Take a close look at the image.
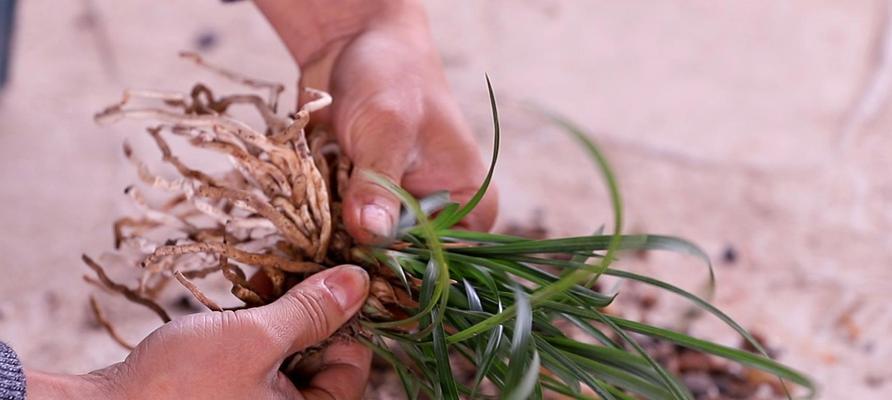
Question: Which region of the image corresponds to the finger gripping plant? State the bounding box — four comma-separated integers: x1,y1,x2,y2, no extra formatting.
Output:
85,53,815,400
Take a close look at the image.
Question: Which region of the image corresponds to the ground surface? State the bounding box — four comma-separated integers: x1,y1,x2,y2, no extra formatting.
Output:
1,1,890,399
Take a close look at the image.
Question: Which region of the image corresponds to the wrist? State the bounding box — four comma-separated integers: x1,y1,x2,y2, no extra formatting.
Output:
24,369,116,400
256,0,426,66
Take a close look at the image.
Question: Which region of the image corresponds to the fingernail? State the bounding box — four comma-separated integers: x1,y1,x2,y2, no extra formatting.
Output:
323,266,369,310
361,204,393,238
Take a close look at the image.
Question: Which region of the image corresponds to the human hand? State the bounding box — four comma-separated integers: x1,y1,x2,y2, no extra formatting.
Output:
257,0,499,244
25,265,371,400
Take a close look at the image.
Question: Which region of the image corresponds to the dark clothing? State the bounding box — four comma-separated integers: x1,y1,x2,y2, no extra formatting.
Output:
0,341,25,400
0,0,16,90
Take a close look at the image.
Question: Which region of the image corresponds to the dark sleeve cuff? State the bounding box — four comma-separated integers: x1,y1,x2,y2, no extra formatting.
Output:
0,341,26,400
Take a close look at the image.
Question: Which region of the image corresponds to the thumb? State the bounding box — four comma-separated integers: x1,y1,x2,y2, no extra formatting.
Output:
336,95,421,245
248,265,369,357
342,167,404,245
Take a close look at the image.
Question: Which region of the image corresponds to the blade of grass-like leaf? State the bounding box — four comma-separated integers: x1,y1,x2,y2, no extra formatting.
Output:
605,385,639,400
359,336,423,400
451,233,717,331
483,233,714,297
455,234,710,274
539,301,815,397
430,75,500,231
505,352,541,400
363,172,451,330
414,255,588,307
398,190,452,230
438,229,528,244
431,308,460,399
454,337,510,392
542,109,624,288
375,251,411,294
608,316,816,398
397,255,427,275
539,380,590,400
593,312,693,400
521,254,768,362
561,351,676,400
463,272,507,397
419,259,438,308
449,240,628,343
604,268,766,354
471,317,505,393
539,373,626,400
462,262,503,304
536,336,615,399
536,346,582,396
502,286,538,400
428,202,460,228
544,336,660,381
463,278,483,311
561,314,620,348
437,252,614,307
569,226,605,269
540,291,690,398
395,340,442,399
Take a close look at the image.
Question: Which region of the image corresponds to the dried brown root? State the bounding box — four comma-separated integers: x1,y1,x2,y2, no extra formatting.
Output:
89,56,373,357
336,156,351,200
95,79,336,261
178,51,284,111
195,185,314,253
89,295,136,351
282,318,367,374
270,110,309,144
189,138,291,197
300,88,333,113
273,196,316,240
123,185,194,231
370,277,397,305
82,254,171,323
264,267,286,297
146,126,219,186
174,271,222,312
213,93,290,133
83,275,116,295
182,83,287,130
179,264,222,279
296,157,332,261
144,242,323,274
220,258,266,306
113,217,160,249
141,273,173,299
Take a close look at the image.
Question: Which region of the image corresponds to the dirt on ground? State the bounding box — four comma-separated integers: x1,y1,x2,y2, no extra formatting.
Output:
1,1,891,399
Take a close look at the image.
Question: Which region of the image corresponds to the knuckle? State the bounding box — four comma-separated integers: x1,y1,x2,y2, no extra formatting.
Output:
227,309,266,335
282,289,332,341
348,93,421,135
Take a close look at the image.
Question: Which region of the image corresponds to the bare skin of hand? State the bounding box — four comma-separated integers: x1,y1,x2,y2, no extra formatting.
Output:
25,266,371,400
257,0,499,244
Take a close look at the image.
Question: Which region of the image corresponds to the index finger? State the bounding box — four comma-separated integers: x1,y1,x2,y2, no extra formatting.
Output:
299,340,373,400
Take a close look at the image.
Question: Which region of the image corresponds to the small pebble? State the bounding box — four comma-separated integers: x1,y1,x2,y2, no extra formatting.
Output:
194,30,219,51
678,351,712,372
172,294,201,312
721,245,737,265
862,341,875,353
682,371,715,396
866,374,885,388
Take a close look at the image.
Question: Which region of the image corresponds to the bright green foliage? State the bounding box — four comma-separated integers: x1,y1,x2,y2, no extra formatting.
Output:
361,77,815,400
